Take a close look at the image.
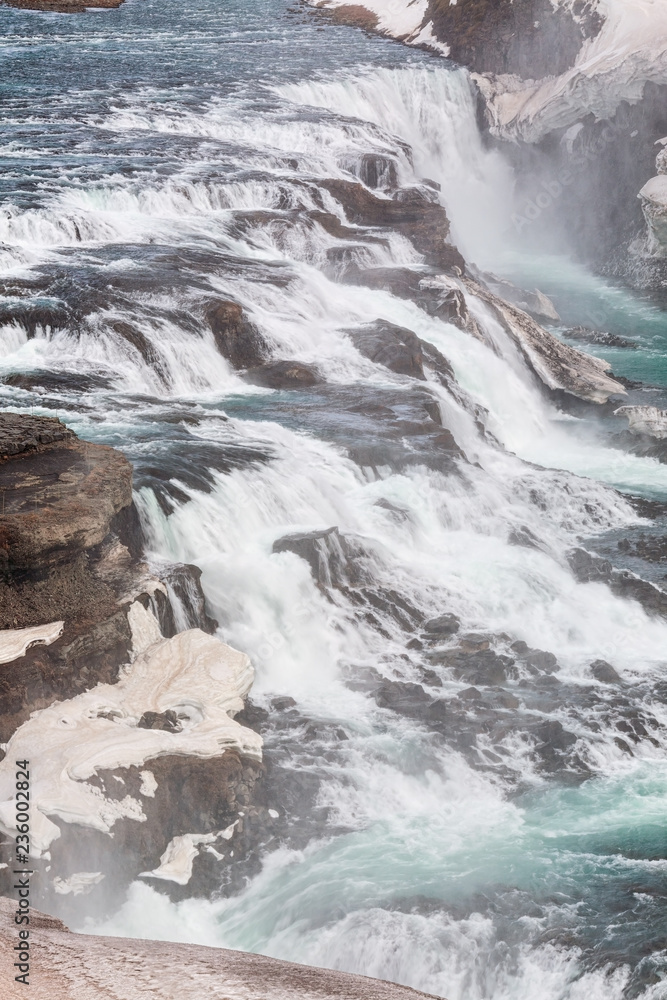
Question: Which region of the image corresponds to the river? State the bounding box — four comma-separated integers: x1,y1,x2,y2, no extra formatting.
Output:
1,0,667,997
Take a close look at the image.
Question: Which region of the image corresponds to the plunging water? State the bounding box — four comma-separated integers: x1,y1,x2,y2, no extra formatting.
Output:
2,0,667,997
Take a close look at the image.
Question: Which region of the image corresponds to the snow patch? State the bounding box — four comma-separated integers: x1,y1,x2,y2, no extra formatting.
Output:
0,621,64,665
0,604,261,856
140,823,238,885
53,872,105,896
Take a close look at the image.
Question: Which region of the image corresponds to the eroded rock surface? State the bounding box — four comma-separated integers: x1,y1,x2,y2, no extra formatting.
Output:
0,895,440,1000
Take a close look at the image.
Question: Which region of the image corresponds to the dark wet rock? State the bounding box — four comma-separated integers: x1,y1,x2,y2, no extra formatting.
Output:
419,668,443,688
458,633,491,653
374,497,411,521
508,525,542,549
563,326,638,350
0,298,73,335
270,696,297,712
568,548,614,583
339,264,424,299
458,686,482,702
511,641,560,675
311,210,391,247
320,178,466,272
420,284,475,330
239,382,463,475
531,719,579,771
205,300,269,369
131,431,273,515
422,613,460,637
432,648,515,686
112,321,166,378
273,526,369,589
243,360,323,389
137,709,182,732
342,152,399,191
492,690,521,709
618,534,667,563
347,319,457,388
2,371,112,394
568,547,667,617
590,659,622,684
349,321,426,379
159,563,218,636
373,679,431,715
614,736,634,755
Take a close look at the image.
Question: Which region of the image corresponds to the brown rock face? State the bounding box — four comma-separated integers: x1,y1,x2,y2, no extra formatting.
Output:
427,0,601,77
244,360,323,389
0,414,141,740
320,179,466,273
206,300,270,369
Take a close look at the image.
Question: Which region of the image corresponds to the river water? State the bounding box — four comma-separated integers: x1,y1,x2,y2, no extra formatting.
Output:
2,1,667,998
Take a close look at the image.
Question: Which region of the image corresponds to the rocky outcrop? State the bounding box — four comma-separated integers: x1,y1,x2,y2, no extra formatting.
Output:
0,608,264,916
639,140,667,256
428,0,601,78
320,179,465,273
0,414,268,918
465,277,627,404
244,360,323,389
0,895,441,1000
206,300,270,369
0,415,143,739
0,414,217,741
614,405,667,439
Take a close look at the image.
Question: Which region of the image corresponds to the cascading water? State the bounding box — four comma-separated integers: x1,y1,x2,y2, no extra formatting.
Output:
2,0,667,997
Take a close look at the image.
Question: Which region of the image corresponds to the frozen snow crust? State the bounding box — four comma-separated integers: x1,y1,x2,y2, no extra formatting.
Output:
0,604,261,856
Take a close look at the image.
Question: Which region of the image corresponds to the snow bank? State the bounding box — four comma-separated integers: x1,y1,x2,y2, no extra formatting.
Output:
0,604,262,856
0,621,64,664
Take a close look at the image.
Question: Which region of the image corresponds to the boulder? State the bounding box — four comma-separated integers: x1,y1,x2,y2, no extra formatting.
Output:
206,300,269,369
564,327,637,350
349,321,426,379
422,613,461,637
272,526,368,589
243,360,323,389
590,659,622,684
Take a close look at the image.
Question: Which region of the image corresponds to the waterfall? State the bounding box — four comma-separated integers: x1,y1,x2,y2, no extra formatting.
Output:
2,19,667,996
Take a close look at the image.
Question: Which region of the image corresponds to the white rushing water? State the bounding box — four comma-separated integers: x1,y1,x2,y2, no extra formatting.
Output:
2,43,667,999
